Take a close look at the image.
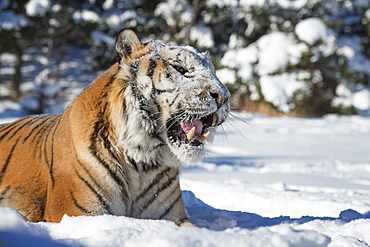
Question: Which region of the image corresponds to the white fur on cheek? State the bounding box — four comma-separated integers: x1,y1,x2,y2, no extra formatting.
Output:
115,85,182,167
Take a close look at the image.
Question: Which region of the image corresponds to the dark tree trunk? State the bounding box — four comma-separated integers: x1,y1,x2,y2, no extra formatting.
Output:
12,45,23,100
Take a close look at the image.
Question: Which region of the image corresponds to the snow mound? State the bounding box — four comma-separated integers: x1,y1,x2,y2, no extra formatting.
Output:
258,32,295,75
295,18,331,45
1,114,370,246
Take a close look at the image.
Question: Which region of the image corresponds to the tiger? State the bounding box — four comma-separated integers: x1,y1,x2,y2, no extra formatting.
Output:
0,29,230,226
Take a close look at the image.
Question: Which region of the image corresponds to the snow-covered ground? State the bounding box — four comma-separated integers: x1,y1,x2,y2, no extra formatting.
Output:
1,113,370,246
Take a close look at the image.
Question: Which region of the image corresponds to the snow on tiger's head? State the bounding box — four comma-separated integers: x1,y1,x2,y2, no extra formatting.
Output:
115,29,230,165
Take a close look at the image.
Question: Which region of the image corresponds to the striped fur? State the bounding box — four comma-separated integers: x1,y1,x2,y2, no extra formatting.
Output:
0,29,230,225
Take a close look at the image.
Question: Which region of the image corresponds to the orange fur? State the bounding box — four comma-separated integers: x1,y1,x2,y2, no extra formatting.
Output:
0,29,230,226
0,63,187,223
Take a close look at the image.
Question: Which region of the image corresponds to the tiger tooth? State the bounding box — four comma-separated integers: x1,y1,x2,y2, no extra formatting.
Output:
198,131,211,142
212,114,217,126
186,127,196,141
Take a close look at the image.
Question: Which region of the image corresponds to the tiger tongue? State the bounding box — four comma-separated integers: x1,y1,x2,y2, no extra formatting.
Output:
179,119,203,138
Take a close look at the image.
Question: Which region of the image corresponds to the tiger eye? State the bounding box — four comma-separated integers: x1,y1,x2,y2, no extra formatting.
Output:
173,65,188,75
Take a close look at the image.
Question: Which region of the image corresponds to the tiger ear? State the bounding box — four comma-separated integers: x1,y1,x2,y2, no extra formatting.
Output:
202,50,210,58
115,29,144,62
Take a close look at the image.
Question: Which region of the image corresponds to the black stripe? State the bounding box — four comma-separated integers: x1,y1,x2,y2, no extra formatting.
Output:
127,155,140,172
33,116,59,157
0,118,24,136
130,61,139,77
127,155,161,172
91,110,119,166
151,85,162,115
154,88,177,94
36,116,59,175
90,127,125,189
147,56,158,79
129,62,160,133
90,141,122,187
11,115,51,140
148,56,163,116
89,80,129,197
159,193,182,220
23,115,54,143
32,117,54,146
71,134,116,213
70,191,92,214
75,155,106,193
0,115,45,141
139,171,178,213
75,169,113,214
133,167,172,204
0,138,20,185
165,67,172,81
142,162,156,172
48,116,61,186
0,186,11,203
169,93,180,107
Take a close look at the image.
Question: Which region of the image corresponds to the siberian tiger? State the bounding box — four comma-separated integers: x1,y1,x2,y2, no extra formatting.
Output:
0,29,230,226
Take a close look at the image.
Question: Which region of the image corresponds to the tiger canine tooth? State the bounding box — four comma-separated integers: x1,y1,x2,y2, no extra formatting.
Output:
212,114,217,126
186,127,196,140
198,131,211,142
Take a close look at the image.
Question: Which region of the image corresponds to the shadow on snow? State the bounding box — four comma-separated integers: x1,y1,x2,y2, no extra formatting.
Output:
183,190,370,231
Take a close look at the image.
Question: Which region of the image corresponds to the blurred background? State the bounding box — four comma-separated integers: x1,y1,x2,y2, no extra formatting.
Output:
0,0,369,117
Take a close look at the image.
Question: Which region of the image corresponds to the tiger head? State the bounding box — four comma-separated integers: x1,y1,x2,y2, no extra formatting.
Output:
114,29,230,165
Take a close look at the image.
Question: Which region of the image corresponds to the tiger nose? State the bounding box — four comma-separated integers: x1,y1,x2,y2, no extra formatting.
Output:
210,90,229,108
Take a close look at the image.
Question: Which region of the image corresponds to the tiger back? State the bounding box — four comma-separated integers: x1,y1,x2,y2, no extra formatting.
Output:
0,29,230,225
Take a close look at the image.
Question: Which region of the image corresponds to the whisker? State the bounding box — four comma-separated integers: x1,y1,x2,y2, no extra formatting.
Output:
219,124,229,144
157,110,187,132
221,111,255,143
230,111,255,129
213,52,225,66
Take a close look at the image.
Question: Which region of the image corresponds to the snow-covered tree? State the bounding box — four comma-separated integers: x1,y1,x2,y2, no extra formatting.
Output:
1,0,96,113
215,0,370,116
0,0,30,99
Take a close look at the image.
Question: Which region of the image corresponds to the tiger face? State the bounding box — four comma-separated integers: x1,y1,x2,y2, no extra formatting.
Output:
115,29,230,165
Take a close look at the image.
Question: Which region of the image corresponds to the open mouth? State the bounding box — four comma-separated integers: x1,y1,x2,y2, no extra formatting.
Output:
167,112,218,146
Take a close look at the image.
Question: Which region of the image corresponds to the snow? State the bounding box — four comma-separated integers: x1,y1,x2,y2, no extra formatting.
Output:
216,68,236,85
72,10,100,23
103,0,114,10
1,113,370,246
295,18,332,45
259,73,309,113
190,25,215,48
338,36,370,76
154,0,192,27
100,10,139,32
353,89,370,112
258,32,295,75
25,0,51,17
91,31,115,47
220,32,313,111
220,16,370,114
333,83,370,114
276,0,308,9
220,31,306,78
220,45,258,81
